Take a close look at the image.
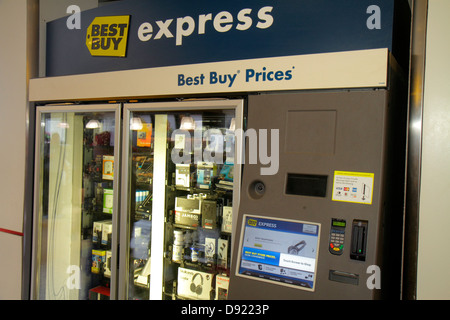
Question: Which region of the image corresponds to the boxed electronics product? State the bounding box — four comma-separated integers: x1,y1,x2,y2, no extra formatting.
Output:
103,188,114,214
217,238,228,268
101,221,113,248
176,164,194,188
196,162,217,189
205,237,216,264
93,220,112,246
104,251,112,277
219,163,233,181
201,199,217,229
177,268,214,300
93,221,103,245
91,250,106,274
221,206,233,233
102,155,114,180
216,163,234,190
175,196,201,227
215,275,230,300
137,122,152,147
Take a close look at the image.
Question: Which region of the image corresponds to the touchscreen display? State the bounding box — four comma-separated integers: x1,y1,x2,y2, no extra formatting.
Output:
237,215,320,291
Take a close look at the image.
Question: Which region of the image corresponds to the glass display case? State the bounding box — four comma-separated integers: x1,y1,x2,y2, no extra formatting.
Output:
31,100,243,300
31,104,120,300
121,100,244,300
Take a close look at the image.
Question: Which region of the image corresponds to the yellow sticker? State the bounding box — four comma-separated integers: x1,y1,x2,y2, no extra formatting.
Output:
86,16,130,57
332,171,374,205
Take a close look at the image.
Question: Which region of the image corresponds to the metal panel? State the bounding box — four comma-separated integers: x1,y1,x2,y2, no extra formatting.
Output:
230,89,407,300
402,0,428,300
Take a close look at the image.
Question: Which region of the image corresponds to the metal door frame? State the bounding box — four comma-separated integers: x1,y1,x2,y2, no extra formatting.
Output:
30,103,121,300
119,99,245,300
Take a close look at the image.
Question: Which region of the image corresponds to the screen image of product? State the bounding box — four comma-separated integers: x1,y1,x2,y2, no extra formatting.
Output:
237,215,320,292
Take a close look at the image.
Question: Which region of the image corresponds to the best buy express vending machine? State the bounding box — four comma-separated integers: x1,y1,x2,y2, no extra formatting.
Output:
29,0,411,300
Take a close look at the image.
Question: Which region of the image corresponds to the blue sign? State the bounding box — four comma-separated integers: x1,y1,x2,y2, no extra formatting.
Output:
46,0,410,77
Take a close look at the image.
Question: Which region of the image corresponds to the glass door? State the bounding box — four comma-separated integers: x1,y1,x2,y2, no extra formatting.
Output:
31,104,121,300
120,110,154,300
120,100,244,300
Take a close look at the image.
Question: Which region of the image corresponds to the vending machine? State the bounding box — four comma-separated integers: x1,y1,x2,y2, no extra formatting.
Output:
229,67,408,300
28,0,411,300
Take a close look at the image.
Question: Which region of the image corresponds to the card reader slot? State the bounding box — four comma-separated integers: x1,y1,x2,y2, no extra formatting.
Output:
351,225,359,254
350,220,368,261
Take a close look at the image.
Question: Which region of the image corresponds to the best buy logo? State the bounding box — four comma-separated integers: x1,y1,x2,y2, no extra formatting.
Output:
86,16,130,57
248,219,257,227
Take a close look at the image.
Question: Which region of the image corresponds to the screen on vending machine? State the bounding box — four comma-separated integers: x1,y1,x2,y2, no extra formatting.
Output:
237,215,320,291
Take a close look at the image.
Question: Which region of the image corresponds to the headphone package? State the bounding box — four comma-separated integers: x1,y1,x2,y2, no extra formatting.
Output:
177,267,213,300
205,237,216,264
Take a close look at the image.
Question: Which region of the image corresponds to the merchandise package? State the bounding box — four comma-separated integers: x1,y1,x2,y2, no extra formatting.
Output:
175,196,201,227
177,267,214,300
103,188,114,213
221,206,233,233
91,250,106,274
196,162,217,189
102,155,114,180
215,275,229,300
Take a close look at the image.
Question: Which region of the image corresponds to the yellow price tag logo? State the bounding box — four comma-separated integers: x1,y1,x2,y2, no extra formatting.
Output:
248,219,257,227
86,16,130,57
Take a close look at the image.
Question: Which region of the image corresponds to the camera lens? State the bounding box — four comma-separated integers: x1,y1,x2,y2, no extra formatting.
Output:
248,180,266,199
255,182,265,195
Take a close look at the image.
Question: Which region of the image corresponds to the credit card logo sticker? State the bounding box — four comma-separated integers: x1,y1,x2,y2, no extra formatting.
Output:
86,15,130,57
